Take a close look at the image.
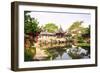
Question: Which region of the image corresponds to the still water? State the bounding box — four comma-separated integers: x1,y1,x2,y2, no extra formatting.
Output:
35,46,90,61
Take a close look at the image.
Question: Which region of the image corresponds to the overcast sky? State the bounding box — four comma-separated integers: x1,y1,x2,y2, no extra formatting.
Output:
27,11,91,31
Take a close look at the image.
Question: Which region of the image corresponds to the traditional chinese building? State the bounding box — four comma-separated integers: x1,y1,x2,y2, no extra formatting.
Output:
55,25,65,38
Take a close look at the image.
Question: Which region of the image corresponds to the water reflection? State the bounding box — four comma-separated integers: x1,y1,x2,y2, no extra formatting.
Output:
33,45,90,61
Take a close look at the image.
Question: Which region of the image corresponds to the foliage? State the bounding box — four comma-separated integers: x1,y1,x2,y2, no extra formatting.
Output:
44,48,66,60
24,47,36,61
68,52,81,59
77,35,84,43
44,49,58,60
68,21,83,31
77,43,90,54
82,26,90,37
67,21,90,51
44,23,58,33
65,33,73,47
68,21,90,36
77,43,90,47
24,11,40,34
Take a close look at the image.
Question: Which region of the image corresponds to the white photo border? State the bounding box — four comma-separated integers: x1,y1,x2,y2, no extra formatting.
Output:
18,4,96,68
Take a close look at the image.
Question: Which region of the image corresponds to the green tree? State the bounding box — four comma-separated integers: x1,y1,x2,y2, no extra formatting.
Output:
68,21,83,31
82,25,90,36
44,23,58,33
24,11,40,34
24,11,40,61
67,21,90,47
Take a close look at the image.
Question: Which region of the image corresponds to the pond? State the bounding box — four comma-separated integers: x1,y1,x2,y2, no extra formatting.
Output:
33,45,90,61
